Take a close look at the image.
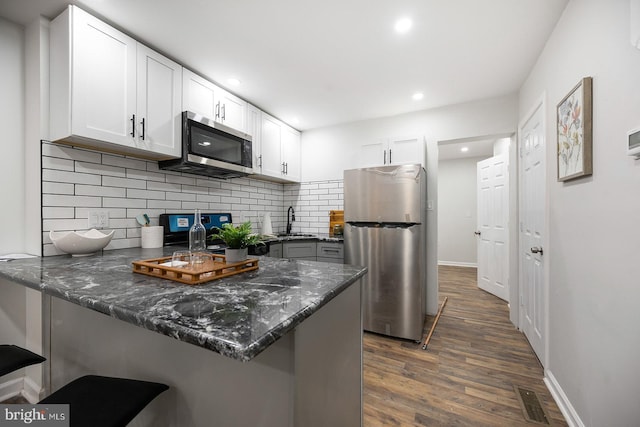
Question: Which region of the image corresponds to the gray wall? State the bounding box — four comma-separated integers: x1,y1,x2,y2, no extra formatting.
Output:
437,156,488,267
519,1,640,425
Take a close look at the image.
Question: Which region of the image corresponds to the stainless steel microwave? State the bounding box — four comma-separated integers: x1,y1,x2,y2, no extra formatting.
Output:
159,111,253,178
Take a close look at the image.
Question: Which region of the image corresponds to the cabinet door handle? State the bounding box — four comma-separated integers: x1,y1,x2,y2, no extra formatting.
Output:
140,117,145,140
389,149,392,163
130,114,136,137
258,154,263,168
383,150,386,164
215,102,221,119
221,104,226,121
285,162,288,174
282,162,285,174
323,249,340,253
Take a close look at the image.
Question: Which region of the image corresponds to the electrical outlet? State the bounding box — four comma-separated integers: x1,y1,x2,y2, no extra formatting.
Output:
88,210,109,228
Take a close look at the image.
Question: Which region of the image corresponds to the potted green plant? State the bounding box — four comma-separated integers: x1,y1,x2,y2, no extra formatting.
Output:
210,221,264,263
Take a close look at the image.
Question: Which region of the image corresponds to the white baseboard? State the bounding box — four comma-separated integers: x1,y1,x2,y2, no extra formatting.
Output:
0,377,23,402
0,376,43,404
545,370,584,427
22,376,43,403
438,261,477,268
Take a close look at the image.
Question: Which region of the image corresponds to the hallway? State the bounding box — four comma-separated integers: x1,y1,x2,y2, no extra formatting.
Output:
363,265,567,426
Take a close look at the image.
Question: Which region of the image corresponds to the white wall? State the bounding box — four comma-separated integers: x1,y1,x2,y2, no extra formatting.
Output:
0,17,25,254
302,95,518,182
301,94,519,314
437,156,488,267
519,1,640,426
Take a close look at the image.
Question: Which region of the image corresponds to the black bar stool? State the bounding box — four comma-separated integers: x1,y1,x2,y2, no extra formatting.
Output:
0,344,46,377
1,345,168,427
40,375,169,427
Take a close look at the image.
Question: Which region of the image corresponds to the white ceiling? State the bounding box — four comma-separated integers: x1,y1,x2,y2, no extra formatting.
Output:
438,139,496,161
0,0,568,131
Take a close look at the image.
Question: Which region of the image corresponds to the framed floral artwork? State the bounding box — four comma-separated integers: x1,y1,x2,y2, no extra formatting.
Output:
557,77,593,182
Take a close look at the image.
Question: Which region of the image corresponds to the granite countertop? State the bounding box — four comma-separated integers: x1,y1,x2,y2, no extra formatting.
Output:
265,233,344,243
0,247,366,362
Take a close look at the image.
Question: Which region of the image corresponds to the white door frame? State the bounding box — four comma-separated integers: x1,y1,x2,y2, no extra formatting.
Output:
516,93,549,366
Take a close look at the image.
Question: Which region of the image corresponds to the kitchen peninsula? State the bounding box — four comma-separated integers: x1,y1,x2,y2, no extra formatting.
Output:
0,247,366,426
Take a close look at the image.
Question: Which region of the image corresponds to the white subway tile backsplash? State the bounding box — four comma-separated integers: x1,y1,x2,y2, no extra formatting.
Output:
102,154,146,171
43,194,101,207
43,169,101,185
126,188,165,200
42,182,74,195
43,207,74,218
41,142,345,255
102,176,146,189
102,197,146,208
42,156,74,171
76,161,125,177
76,185,126,197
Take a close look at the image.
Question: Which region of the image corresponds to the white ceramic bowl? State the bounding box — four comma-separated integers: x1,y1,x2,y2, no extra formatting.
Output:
49,229,114,256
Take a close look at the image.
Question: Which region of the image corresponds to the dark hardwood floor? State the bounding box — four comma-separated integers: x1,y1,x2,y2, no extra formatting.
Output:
363,265,568,426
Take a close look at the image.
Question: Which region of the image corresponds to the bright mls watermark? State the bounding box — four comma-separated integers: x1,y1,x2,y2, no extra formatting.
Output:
0,405,69,426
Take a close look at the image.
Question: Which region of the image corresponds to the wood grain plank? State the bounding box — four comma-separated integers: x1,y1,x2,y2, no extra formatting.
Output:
363,265,568,426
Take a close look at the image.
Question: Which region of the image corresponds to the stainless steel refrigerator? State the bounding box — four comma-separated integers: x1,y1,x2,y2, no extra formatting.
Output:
344,164,426,341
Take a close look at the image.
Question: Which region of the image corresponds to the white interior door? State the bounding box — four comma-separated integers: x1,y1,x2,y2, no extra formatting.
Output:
476,153,509,301
519,101,546,363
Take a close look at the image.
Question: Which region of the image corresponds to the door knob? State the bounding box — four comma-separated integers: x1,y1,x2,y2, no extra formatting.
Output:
474,231,481,236
530,246,543,255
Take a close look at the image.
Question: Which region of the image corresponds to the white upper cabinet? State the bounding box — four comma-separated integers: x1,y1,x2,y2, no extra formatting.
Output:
246,104,262,173
260,113,284,178
50,6,182,159
182,68,247,132
257,113,300,182
358,136,425,168
136,45,182,157
281,124,301,182
182,69,216,120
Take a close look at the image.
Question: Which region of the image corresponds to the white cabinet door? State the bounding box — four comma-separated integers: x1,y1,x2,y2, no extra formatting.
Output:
389,136,424,165
359,139,387,167
51,6,181,159
260,113,284,178
69,6,137,147
281,125,301,182
246,104,262,173
182,68,246,131
217,89,247,132
136,45,182,158
358,136,424,168
182,68,217,120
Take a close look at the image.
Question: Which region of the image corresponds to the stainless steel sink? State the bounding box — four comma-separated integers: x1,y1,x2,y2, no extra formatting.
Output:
276,233,316,238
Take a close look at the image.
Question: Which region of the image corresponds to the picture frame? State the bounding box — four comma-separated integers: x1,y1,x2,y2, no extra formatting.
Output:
557,77,593,182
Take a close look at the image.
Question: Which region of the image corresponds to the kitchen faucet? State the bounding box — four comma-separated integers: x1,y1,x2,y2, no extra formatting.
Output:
286,206,295,234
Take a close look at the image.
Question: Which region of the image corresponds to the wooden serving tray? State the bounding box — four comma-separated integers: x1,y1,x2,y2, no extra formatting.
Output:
132,254,259,285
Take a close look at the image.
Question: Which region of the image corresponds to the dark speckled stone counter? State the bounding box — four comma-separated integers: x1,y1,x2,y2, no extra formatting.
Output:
0,247,366,362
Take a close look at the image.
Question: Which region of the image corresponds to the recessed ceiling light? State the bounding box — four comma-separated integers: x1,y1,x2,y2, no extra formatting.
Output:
395,18,413,34
227,78,241,86
412,92,424,101
460,147,469,152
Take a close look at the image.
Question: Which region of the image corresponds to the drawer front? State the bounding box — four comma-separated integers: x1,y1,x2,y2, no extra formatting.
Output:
316,242,344,260
269,243,283,258
283,242,317,259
